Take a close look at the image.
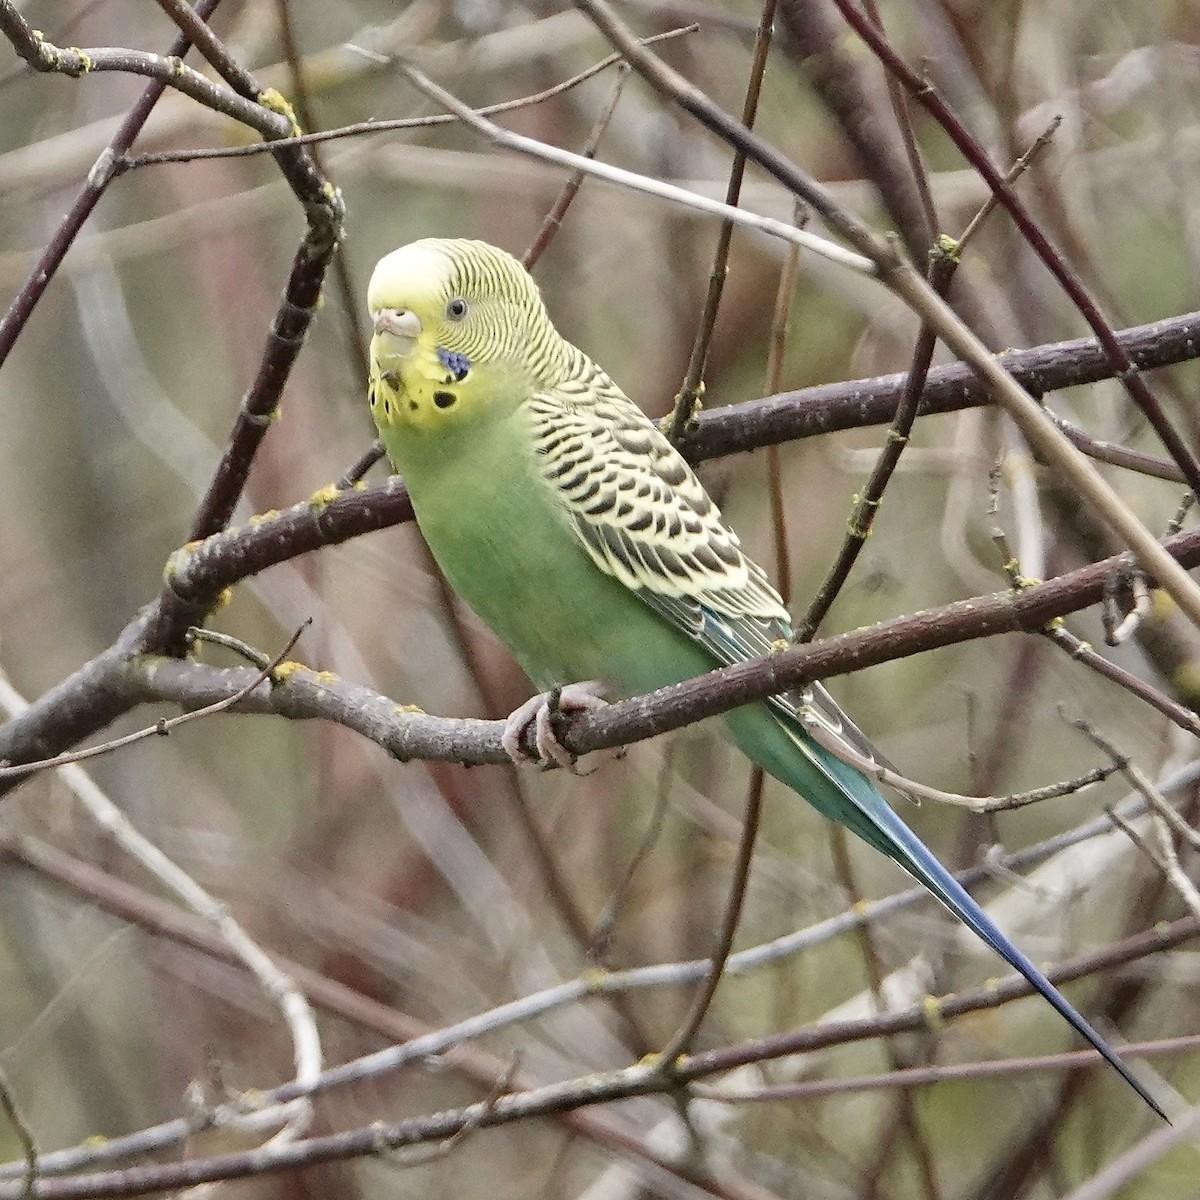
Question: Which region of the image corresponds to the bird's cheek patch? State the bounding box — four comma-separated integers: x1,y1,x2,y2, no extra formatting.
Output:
436,346,471,383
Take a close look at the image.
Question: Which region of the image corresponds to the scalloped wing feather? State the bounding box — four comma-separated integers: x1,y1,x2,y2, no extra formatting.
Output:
525,372,892,778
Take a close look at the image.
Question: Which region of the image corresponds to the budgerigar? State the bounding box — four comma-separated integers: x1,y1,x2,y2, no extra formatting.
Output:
367,237,1163,1118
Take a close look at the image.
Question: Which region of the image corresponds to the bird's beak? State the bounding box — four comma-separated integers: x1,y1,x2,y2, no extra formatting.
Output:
372,307,422,354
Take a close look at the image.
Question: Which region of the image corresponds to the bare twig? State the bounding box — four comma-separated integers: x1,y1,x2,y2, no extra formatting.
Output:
827,815,941,1199
0,623,310,780
271,0,370,387
0,1070,35,1198
394,60,876,274
568,0,1200,628
800,710,1120,814
762,204,806,603
152,0,262,99
694,1034,1200,1102
658,768,766,1064
0,0,223,368
522,64,630,270
2,762,1193,1186
0,917,1184,1197
336,442,387,489
1086,723,1200,921
991,513,1200,738
2,311,1199,792
666,0,779,440
1059,1102,1200,1200
6,520,1200,783
589,742,677,961
798,118,1059,640
826,0,1200,501
0,4,345,659
1049,624,1200,737
120,25,699,169
694,310,1200,461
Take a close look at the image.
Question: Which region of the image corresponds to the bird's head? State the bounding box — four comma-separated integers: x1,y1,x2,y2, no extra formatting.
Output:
367,238,556,439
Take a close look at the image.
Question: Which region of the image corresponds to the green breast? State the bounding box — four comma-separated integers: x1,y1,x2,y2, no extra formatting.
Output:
385,406,715,696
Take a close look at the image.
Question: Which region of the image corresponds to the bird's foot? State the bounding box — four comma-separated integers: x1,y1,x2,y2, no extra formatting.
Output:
502,681,609,773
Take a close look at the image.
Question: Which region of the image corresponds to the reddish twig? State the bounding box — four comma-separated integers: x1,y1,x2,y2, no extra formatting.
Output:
827,0,1200,500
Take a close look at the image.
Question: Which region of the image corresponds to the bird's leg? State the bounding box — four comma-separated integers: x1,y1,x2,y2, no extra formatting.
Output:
501,681,608,772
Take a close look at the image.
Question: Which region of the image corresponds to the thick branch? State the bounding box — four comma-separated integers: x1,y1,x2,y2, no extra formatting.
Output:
75,521,1200,772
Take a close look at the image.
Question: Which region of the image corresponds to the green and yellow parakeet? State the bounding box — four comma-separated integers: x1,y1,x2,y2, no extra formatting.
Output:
367,237,1162,1118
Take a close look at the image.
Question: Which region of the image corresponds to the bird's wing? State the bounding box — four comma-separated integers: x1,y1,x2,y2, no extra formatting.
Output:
525,378,889,773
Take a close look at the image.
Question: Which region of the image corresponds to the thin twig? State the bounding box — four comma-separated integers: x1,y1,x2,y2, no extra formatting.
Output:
0,1070,35,1198
800,712,1120,814
394,60,876,275
762,203,806,605
827,0,1200,501
119,25,699,169
863,0,936,247
0,622,310,779
798,118,1059,640
383,1059,521,1168
0,0,223,368
569,0,1200,627
666,0,779,440
0,668,322,1144
1084,723,1200,921
1,773,1192,1184
1145,790,1200,854
272,0,370,388
336,442,387,489
522,64,630,270
152,0,261,99
0,918,1184,1196
1049,411,1185,483
186,625,282,669
695,309,1200,462
992,510,1200,738
658,767,766,1064
1048,625,1200,737
1058,1103,1200,1200
37,523,1200,776
3,309,1200,787
694,1034,1200,1101
836,816,942,1200
4,3,345,657
590,740,677,962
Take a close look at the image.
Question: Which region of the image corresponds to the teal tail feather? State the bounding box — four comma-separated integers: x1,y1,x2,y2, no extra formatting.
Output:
724,702,1167,1122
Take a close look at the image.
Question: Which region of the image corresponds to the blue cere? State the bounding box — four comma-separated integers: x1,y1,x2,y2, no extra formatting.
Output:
437,347,471,381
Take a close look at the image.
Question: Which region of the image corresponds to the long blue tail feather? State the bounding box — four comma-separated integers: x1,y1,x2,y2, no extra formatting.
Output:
864,785,1166,1121
726,703,1168,1121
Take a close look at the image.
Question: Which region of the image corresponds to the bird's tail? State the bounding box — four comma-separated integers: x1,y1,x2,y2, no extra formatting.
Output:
723,701,1167,1121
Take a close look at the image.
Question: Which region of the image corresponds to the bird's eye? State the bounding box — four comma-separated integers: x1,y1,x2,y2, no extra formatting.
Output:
446,298,469,321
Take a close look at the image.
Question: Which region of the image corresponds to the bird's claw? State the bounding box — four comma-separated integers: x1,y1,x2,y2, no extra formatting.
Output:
501,681,609,772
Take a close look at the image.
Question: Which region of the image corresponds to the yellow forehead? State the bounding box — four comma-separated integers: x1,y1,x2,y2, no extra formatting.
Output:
366,241,453,313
